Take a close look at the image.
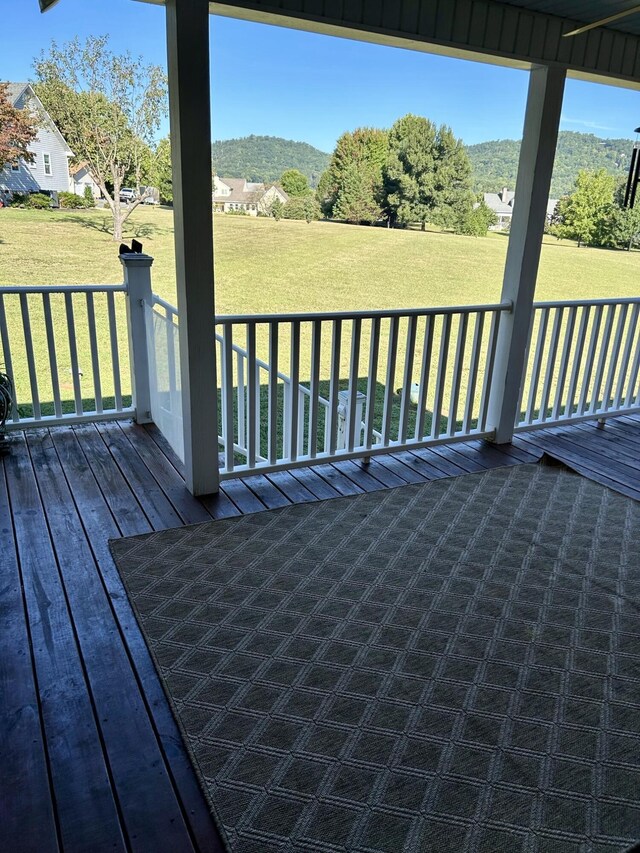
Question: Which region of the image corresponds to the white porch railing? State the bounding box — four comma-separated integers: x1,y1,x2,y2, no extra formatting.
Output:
2,261,640,485
214,304,509,477
146,294,184,461
0,284,132,429
516,297,640,431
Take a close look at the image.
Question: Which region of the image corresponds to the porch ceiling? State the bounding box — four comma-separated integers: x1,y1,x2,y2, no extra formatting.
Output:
497,0,640,37
132,0,640,89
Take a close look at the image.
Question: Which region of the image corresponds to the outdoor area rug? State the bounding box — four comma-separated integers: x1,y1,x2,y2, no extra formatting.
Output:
110,463,640,853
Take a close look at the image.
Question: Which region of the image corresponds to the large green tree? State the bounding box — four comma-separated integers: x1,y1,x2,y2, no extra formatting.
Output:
592,179,640,250
279,168,309,197
332,161,383,224
322,127,389,223
431,125,475,229
0,82,38,174
34,36,167,240
384,115,437,229
550,169,617,247
385,115,473,230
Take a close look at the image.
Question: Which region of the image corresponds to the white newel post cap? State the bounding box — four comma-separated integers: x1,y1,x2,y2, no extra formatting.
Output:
119,253,154,268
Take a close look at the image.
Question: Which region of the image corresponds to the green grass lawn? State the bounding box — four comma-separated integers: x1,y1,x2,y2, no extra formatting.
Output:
1,206,638,439
3,205,640,307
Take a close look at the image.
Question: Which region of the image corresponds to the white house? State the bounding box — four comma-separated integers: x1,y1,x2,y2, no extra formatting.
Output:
69,162,102,199
0,82,73,198
213,175,288,215
483,186,558,230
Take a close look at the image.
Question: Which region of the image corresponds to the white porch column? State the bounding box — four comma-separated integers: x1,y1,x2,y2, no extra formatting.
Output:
487,64,566,443
166,0,219,495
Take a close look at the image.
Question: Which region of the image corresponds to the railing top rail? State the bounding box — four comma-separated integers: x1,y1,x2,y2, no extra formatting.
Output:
0,283,127,295
153,296,640,325
533,296,640,309
215,301,513,325
152,294,178,313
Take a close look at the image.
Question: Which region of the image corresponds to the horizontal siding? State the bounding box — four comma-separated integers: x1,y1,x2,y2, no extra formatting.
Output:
0,92,71,195
27,123,71,193
212,0,640,84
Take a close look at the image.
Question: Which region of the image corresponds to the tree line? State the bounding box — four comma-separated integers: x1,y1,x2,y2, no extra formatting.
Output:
468,132,632,199
270,116,497,235
549,168,640,250
212,135,329,186
6,37,635,248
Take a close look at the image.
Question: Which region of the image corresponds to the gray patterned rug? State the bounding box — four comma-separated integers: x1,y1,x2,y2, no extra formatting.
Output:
110,464,640,853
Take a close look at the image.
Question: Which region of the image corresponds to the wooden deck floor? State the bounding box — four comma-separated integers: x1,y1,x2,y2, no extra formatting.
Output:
2,414,639,852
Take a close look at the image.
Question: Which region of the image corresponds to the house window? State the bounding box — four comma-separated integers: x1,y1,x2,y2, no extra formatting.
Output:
11,162,19,172
43,153,52,176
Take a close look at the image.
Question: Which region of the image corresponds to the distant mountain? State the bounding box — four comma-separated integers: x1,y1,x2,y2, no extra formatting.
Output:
467,131,633,198
211,130,633,199
211,135,330,187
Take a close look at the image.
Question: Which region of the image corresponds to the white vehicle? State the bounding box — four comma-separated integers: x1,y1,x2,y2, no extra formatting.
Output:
119,187,135,203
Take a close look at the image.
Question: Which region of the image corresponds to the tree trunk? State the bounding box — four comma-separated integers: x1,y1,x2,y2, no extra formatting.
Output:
112,183,123,242
421,221,426,232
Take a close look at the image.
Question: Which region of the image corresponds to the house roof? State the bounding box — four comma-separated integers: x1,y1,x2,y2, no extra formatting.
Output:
213,177,288,204
483,190,516,215
5,82,30,106
214,177,264,204
484,194,513,215
483,190,559,217
3,80,73,157
69,162,93,178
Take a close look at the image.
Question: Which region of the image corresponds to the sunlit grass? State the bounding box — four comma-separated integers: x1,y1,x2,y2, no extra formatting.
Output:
1,206,638,420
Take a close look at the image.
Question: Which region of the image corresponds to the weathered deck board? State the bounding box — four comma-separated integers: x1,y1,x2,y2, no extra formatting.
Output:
1,414,638,851
0,461,59,852
4,433,126,853
25,430,196,852
48,427,223,853
514,422,640,501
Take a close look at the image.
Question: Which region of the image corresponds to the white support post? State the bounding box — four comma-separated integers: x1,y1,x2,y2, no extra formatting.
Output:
166,0,220,495
487,64,566,443
121,253,154,425
337,389,366,451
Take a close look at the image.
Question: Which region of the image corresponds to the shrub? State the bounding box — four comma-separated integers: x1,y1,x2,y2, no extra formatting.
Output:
25,192,53,209
83,186,95,207
454,201,497,236
59,191,88,209
282,194,321,222
226,208,248,216
270,198,284,221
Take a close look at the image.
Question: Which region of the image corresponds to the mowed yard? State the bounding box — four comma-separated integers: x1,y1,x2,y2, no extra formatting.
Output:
3,205,640,307
1,206,639,429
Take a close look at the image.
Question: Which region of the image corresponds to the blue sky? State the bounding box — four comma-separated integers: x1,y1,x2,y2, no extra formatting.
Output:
3,0,639,152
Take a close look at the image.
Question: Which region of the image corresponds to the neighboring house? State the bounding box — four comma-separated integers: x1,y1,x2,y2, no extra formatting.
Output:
482,186,558,230
0,82,73,197
69,162,102,199
213,175,288,216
